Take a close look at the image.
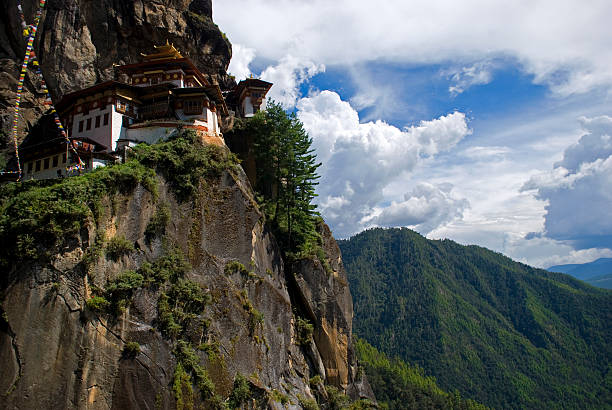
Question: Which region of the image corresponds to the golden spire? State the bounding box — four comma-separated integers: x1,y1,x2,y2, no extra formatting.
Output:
141,42,183,61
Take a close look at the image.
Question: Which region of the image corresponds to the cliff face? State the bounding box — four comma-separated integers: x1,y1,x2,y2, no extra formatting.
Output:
0,141,373,408
0,0,232,145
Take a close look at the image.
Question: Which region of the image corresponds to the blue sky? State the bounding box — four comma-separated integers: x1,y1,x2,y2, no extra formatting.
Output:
214,0,612,268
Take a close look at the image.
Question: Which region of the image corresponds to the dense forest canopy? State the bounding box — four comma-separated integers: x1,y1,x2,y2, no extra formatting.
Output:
339,227,612,409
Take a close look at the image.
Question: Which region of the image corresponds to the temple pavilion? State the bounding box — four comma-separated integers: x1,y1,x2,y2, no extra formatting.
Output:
19,42,272,180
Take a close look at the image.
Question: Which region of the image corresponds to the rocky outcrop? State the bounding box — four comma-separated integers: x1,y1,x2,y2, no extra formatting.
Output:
0,0,233,146
0,158,373,408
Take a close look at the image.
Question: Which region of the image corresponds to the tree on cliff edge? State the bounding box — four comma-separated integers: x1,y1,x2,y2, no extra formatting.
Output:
247,101,321,252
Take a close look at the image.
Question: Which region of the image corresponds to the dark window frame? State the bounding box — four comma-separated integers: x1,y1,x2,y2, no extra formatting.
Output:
95,115,101,128
78,120,84,132
86,118,92,130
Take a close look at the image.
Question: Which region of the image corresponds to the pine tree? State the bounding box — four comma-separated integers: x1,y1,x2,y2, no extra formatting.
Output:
247,101,321,252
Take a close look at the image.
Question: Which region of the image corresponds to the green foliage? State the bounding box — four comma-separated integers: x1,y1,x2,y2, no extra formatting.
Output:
86,296,110,313
173,362,194,410
224,260,249,277
105,270,143,312
355,337,486,410
145,203,170,241
298,394,320,410
340,227,612,409
105,235,134,261
240,291,264,335
142,247,191,285
325,386,351,410
309,375,323,387
295,316,314,346
243,101,321,254
0,149,155,270
157,278,209,340
129,130,239,201
228,373,252,409
175,340,215,400
122,341,141,358
270,389,289,405
82,231,105,271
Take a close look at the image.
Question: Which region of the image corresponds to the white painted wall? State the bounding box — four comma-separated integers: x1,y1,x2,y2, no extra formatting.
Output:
242,96,254,117
23,153,91,180
126,126,177,145
111,106,128,151
71,106,113,149
207,109,219,134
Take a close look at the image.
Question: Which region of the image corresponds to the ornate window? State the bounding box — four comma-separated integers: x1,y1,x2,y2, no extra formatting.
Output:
183,100,203,115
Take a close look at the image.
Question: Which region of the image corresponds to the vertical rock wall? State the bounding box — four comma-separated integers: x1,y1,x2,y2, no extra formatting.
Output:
0,164,373,408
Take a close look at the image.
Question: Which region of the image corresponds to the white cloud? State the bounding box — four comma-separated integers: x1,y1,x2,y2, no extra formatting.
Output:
522,115,612,249
447,61,495,95
260,55,325,108
363,183,469,234
504,235,612,269
296,90,470,237
215,0,612,96
227,44,256,81
461,146,512,159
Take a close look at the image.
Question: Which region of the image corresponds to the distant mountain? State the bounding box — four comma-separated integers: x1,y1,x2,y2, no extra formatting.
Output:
339,227,612,409
548,258,612,288
585,274,612,289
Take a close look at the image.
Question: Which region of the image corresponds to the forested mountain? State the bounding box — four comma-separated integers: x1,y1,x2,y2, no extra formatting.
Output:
339,227,612,409
354,337,487,410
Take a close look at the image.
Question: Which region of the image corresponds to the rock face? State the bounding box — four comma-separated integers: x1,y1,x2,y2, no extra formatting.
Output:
0,0,233,146
0,161,373,408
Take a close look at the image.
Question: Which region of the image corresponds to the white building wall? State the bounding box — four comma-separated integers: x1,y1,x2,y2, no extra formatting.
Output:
207,108,217,134
111,105,128,151
126,126,177,145
23,153,87,180
175,108,209,123
242,96,254,117
71,106,113,149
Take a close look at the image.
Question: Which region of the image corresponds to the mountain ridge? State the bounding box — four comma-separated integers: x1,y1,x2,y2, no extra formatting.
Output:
339,227,612,409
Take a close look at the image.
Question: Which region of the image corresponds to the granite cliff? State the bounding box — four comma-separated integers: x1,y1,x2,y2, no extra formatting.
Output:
0,135,374,408
0,0,233,152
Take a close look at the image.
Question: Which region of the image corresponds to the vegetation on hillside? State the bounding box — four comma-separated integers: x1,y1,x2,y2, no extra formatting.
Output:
339,227,612,409
355,338,487,409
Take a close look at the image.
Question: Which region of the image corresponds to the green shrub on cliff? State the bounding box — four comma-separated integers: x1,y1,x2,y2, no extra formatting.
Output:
129,130,239,201
105,235,134,261
0,130,237,272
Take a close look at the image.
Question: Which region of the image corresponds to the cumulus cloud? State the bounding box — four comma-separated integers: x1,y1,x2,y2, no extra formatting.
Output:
227,44,256,81
296,90,470,237
260,55,325,108
447,61,495,95
215,0,612,96
507,236,612,268
522,115,612,249
363,183,469,234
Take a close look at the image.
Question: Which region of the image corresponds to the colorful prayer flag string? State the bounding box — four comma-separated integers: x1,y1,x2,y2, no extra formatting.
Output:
11,0,48,180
